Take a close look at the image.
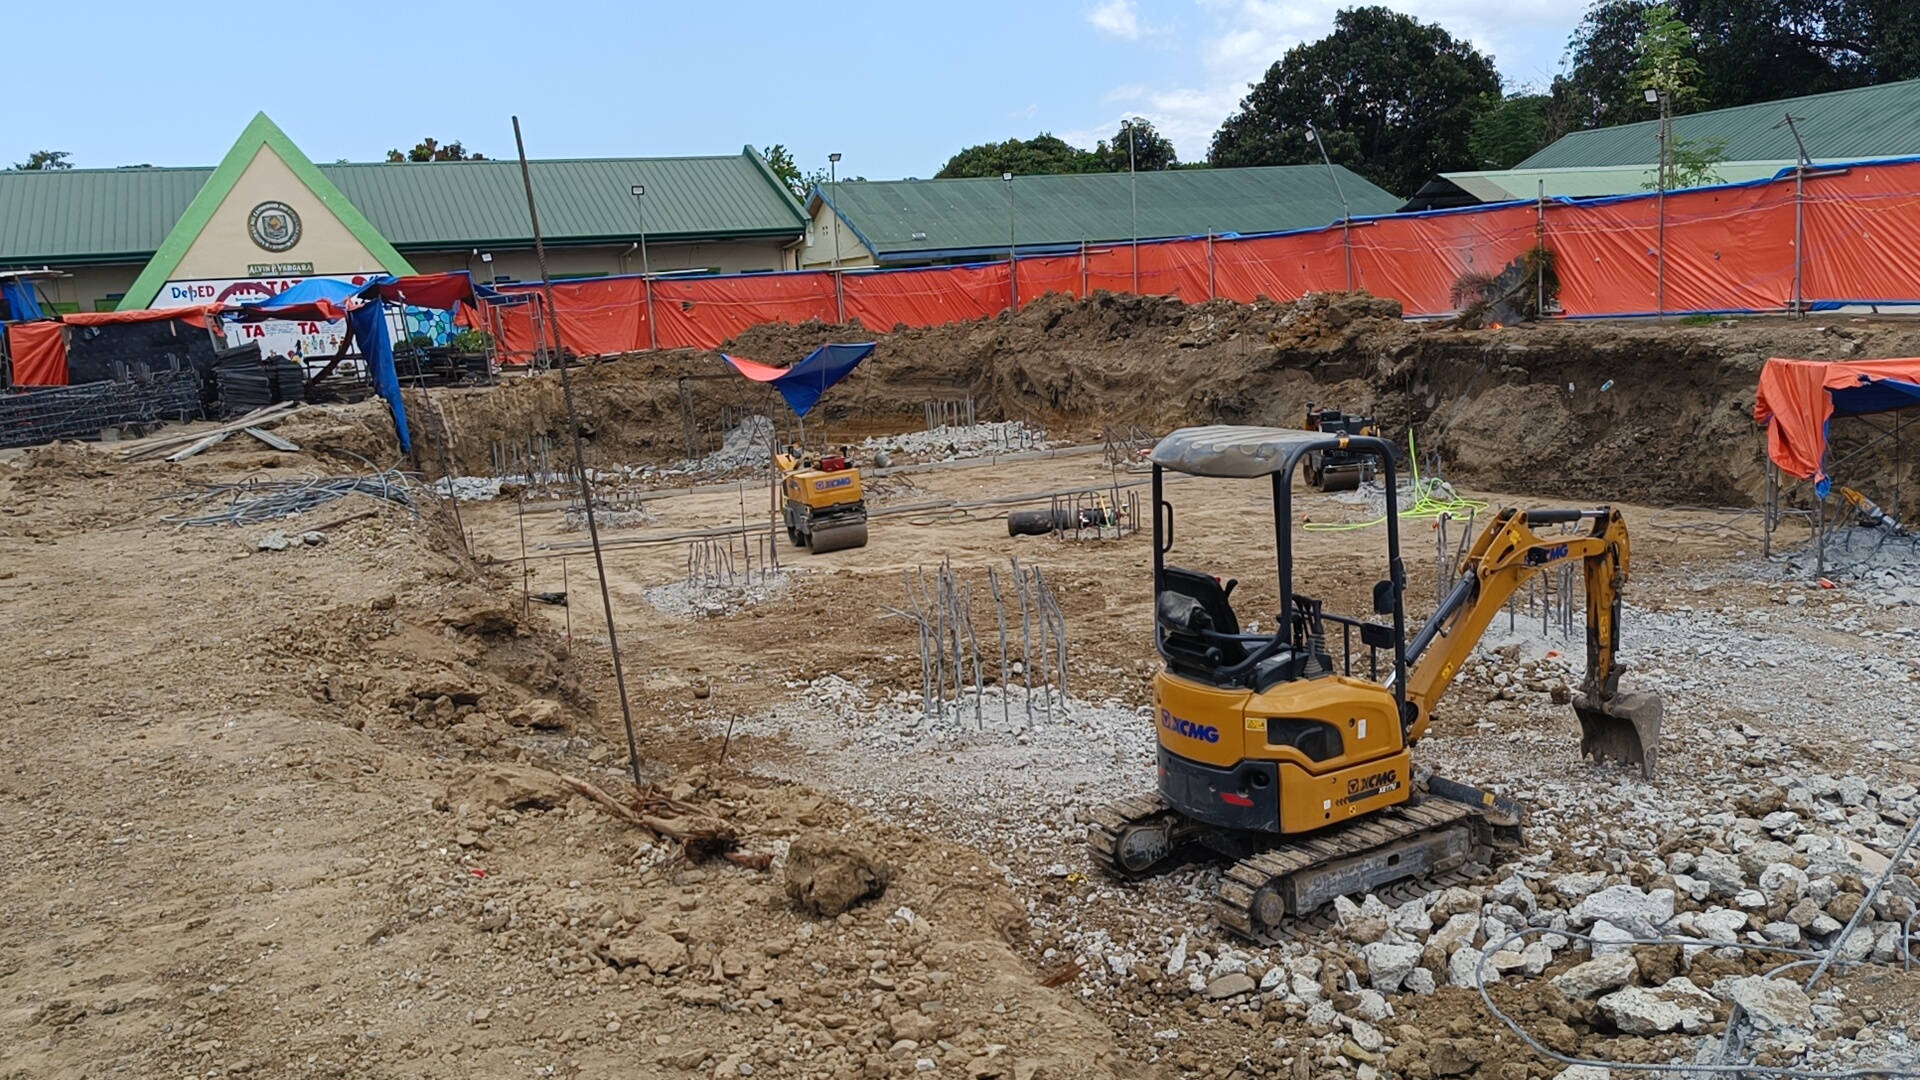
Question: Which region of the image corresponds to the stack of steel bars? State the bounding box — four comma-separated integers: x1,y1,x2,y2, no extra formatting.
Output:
165,471,417,527
0,369,203,450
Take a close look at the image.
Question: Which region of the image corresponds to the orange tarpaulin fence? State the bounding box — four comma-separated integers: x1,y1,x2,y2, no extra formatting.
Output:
480,158,1920,361
7,322,68,386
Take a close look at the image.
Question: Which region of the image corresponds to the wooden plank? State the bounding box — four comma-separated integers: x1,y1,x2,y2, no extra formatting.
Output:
242,427,300,452
164,431,230,463
121,402,300,461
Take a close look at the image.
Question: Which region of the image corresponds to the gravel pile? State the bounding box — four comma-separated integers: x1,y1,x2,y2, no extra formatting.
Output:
856,420,1048,463
718,560,1919,1075
645,571,793,619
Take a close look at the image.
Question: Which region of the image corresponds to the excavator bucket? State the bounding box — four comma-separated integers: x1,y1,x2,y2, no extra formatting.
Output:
1572,690,1662,779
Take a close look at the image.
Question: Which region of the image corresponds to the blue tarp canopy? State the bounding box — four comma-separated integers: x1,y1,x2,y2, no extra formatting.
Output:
722,342,877,418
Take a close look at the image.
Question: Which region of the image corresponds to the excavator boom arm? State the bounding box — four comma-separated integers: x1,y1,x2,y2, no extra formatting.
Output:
1398,508,1659,775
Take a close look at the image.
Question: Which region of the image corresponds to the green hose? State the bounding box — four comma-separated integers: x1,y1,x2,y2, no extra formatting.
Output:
1301,428,1489,532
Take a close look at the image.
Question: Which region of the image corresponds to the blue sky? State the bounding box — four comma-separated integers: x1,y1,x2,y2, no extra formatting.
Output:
8,1,1580,179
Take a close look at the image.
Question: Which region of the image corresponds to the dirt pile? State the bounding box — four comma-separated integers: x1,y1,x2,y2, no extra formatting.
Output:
370,294,1920,509
0,444,1148,1080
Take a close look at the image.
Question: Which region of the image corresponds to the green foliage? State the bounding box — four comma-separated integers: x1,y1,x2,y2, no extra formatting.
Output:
12,150,72,171
1090,117,1180,172
936,134,1095,179
1470,93,1553,170
762,144,804,198
386,138,485,163
1642,135,1730,189
449,327,491,354
1206,6,1501,197
1679,312,1722,324
1635,5,1706,107
1554,1,1920,133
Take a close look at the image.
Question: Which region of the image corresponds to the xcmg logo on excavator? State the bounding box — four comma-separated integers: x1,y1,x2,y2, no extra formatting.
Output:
814,476,854,491
1341,769,1400,804
1159,708,1220,743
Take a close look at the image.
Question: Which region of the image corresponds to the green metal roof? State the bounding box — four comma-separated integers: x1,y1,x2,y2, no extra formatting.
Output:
1517,78,1920,170
0,148,806,266
1444,161,1800,201
811,166,1401,260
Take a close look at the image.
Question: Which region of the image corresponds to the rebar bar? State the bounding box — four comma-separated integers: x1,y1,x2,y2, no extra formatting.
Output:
166,472,418,526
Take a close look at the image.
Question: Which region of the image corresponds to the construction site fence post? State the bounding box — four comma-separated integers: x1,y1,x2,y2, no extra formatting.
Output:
1792,164,1807,317
1207,231,1216,300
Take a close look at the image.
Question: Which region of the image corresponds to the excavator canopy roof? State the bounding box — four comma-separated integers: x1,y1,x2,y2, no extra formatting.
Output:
1149,425,1344,478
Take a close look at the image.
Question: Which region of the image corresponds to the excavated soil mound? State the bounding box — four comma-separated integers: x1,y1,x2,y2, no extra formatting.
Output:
363,293,1920,508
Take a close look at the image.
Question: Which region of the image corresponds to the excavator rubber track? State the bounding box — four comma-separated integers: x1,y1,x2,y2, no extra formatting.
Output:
1090,793,1500,942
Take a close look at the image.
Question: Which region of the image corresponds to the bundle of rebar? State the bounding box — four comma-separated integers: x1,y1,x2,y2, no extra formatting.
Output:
214,349,306,416
889,557,1068,728
0,368,203,449
165,472,417,527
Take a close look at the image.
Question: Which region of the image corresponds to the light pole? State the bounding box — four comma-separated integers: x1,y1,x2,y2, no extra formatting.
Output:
1125,118,1139,293
1645,88,1668,320
1305,121,1353,292
1004,171,1017,310
630,183,657,349
829,152,844,323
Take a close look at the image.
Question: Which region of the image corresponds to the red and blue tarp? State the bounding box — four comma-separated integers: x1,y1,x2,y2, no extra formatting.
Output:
1755,356,1920,493
722,343,876,417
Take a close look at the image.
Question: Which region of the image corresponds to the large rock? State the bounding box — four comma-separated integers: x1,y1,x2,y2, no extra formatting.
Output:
1738,840,1797,880
604,931,686,974
1205,972,1256,1000
1554,1068,1611,1080
1550,871,1608,900
1423,911,1481,970
1725,976,1814,1035
1570,885,1676,936
458,763,573,810
1426,1038,1482,1077
1598,979,1717,1035
1550,952,1638,999
1360,942,1421,993
1448,947,1492,989
784,836,893,916
1692,850,1746,898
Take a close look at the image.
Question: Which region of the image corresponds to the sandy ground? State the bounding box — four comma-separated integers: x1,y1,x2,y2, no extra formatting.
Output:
1,403,1914,1080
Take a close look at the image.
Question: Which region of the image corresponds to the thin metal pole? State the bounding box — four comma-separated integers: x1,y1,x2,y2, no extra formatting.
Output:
1005,174,1018,311
1127,119,1139,294
516,116,643,793
1207,230,1215,300
830,155,846,324
1080,240,1088,297
633,189,657,351
1306,122,1353,292
1536,179,1546,316
1792,164,1807,316
1656,93,1669,321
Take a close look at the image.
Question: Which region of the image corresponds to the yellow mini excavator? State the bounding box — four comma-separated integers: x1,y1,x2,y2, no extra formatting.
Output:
776,447,870,554
1089,426,1663,940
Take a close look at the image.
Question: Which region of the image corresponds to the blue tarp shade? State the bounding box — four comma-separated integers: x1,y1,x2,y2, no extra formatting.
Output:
1,281,44,321
243,276,368,315
721,343,877,418
347,299,412,454
1817,377,1920,496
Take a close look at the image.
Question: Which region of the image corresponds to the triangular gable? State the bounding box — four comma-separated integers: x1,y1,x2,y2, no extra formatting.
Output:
118,113,415,311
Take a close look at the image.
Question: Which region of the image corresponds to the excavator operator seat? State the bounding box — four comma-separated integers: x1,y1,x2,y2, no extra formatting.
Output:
1156,566,1248,677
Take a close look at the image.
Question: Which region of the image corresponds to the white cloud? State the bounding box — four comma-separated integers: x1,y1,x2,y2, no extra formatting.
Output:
1088,0,1145,40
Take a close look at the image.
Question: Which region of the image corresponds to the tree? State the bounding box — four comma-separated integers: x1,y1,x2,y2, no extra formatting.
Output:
1206,7,1501,197
1549,2,1655,134
1090,117,1179,172
12,150,72,170
1470,93,1554,170
936,134,1092,178
1635,4,1707,108
1552,0,1920,133
761,144,805,198
386,138,484,163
